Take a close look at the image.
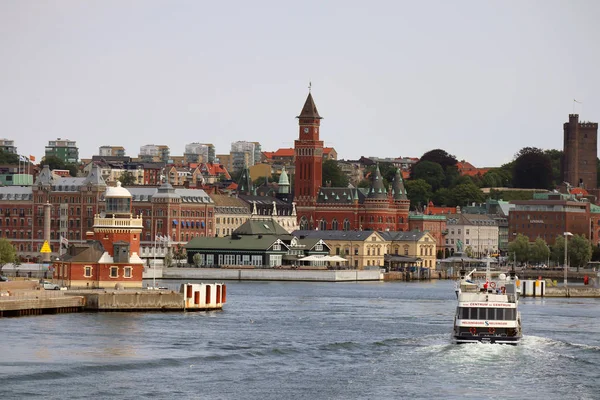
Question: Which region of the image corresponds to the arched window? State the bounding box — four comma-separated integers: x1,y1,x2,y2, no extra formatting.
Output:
343,219,350,231
331,219,338,230
300,216,309,230
319,219,327,231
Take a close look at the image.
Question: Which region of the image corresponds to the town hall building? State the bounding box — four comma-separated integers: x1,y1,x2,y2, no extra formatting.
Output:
293,91,411,232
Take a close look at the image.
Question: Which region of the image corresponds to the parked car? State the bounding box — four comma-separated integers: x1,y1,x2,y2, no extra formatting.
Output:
41,281,60,290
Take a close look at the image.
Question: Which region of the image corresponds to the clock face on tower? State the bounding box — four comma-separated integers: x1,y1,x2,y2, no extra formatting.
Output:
303,127,309,133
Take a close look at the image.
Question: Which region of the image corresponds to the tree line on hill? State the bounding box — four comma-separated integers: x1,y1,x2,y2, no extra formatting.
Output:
331,147,600,210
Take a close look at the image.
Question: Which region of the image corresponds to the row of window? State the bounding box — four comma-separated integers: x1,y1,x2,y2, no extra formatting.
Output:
457,307,516,321
0,208,31,216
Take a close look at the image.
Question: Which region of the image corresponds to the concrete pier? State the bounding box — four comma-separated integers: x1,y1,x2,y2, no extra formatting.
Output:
0,291,85,317
541,286,600,298
0,283,226,317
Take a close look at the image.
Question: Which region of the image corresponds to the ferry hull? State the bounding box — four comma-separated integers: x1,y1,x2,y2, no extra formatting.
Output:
452,334,521,345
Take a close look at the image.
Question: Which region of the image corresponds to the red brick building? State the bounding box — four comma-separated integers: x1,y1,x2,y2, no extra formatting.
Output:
408,214,448,254
293,92,410,232
53,182,144,289
0,164,214,263
509,193,595,245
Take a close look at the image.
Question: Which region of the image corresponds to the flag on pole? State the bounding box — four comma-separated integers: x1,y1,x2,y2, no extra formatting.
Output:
60,235,69,248
29,155,36,162
19,155,28,162
155,234,161,243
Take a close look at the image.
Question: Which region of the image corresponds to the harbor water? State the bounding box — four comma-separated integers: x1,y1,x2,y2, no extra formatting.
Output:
2,280,600,399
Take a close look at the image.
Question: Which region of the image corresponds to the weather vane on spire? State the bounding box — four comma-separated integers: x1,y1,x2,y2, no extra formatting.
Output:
308,81,312,92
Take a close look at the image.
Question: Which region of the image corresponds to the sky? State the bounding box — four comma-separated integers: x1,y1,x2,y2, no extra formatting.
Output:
1,0,599,168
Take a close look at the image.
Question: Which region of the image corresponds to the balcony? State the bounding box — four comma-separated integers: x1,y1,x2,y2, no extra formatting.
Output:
93,214,143,229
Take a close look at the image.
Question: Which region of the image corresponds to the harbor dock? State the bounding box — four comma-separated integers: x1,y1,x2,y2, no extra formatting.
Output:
0,282,226,318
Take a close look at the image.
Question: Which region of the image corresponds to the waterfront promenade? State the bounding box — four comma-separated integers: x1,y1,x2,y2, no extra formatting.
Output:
161,267,382,282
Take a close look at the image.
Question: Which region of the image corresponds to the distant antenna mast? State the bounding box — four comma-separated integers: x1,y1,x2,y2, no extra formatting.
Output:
573,99,583,115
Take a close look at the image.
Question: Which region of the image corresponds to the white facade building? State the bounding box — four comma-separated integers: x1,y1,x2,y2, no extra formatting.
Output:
446,213,499,258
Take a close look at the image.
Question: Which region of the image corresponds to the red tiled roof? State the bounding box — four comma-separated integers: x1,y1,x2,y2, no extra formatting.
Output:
457,161,489,177
201,163,231,179
324,147,334,154
273,148,295,157
425,201,455,215
262,152,274,160
570,188,589,196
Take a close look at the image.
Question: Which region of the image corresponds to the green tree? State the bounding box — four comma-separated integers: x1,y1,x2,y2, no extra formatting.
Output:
432,187,452,206
357,179,370,188
417,149,458,171
550,235,591,270
42,155,66,170
569,234,592,271
464,246,474,258
512,147,553,189
0,150,19,165
322,159,349,187
443,165,460,188
411,161,445,191
529,238,550,265
405,179,432,210
119,171,137,186
192,253,202,268
0,238,16,273
481,171,504,188
65,163,78,177
544,149,563,187
449,181,485,206
551,235,565,266
508,233,530,264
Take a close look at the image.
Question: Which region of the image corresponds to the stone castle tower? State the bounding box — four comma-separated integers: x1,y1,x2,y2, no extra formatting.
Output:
562,114,598,190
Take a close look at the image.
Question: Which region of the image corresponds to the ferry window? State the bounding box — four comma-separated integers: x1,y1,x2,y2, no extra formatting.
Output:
479,308,487,320
496,309,504,320
460,307,469,319
487,309,496,320
506,309,515,320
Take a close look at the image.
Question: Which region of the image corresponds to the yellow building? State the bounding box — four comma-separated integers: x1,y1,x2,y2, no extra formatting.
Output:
381,231,437,269
293,230,387,269
249,163,272,182
210,194,251,237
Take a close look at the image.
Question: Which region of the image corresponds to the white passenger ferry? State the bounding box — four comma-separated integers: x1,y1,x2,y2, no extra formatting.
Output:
452,263,522,345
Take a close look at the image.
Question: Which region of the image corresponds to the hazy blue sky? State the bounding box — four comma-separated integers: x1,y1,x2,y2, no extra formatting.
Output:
1,0,599,167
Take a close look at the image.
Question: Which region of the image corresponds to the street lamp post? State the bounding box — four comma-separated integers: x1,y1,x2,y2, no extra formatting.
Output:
564,232,573,287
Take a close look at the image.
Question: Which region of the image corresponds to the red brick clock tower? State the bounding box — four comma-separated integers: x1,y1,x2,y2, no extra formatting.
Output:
294,91,324,227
